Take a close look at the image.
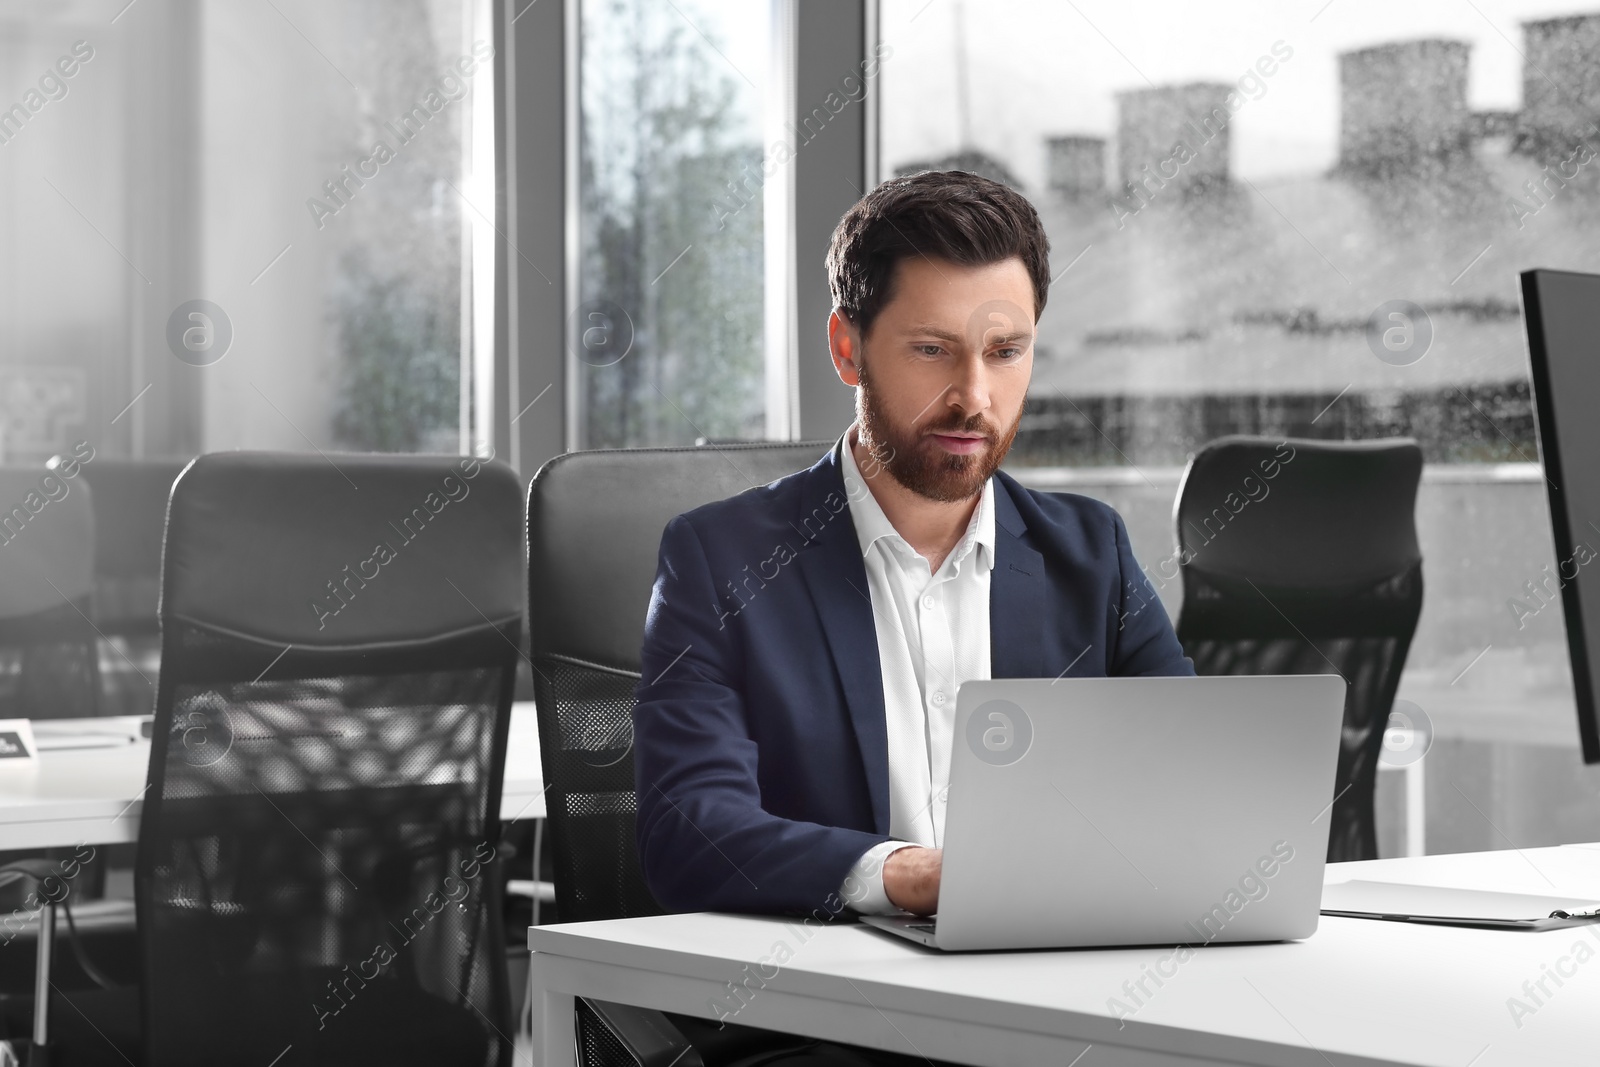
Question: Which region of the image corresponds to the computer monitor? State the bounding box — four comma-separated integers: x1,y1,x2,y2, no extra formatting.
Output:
1521,267,1600,764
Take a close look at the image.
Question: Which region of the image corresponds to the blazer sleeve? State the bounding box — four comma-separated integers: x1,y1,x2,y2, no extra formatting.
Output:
633,515,889,916
1108,510,1196,677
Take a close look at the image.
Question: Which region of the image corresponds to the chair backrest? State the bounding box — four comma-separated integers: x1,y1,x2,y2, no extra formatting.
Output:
79,458,190,634
138,452,523,1067
1173,436,1424,862
0,465,99,718
527,441,831,922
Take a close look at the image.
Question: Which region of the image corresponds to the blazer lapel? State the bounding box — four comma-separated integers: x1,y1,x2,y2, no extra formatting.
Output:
793,449,891,835
991,476,1046,680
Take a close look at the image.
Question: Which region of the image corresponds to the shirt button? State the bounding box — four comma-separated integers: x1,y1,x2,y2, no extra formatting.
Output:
932,691,947,706
921,594,936,610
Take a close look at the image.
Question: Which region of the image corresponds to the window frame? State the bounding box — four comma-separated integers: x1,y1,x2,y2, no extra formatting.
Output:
495,0,877,471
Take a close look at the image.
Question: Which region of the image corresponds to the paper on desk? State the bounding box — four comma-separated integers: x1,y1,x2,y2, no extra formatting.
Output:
0,719,37,763
1323,879,1600,929
32,731,138,751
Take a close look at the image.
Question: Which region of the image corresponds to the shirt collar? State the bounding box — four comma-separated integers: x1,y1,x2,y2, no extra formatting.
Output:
837,426,996,574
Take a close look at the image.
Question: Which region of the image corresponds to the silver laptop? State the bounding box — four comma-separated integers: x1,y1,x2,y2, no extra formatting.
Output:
860,675,1347,951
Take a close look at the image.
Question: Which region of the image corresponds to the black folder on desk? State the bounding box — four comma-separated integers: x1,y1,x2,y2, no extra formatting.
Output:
1322,880,1600,931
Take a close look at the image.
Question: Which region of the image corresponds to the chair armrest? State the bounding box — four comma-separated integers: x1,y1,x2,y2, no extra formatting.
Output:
505,879,556,903
579,998,703,1067
0,900,134,941
0,859,62,892
0,861,132,992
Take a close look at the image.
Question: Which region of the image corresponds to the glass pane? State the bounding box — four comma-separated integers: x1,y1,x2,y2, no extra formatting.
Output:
881,0,1600,852
216,0,480,454
576,0,767,448
0,0,481,461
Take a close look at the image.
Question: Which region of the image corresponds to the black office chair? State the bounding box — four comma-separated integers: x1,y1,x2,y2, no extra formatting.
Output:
3,452,524,1067
78,458,190,717
1173,436,1424,862
0,466,100,720
528,441,833,1067
0,467,116,1027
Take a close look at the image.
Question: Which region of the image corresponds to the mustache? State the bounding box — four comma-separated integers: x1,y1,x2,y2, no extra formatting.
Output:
922,412,997,438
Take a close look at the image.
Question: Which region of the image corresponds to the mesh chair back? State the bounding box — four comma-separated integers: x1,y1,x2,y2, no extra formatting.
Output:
1174,436,1424,862
139,452,523,1067
0,466,99,719
528,442,831,922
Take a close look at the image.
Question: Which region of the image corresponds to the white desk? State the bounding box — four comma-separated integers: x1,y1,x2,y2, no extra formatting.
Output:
0,703,546,850
528,844,1600,1066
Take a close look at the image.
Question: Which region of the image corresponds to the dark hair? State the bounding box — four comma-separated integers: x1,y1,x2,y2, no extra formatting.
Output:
826,170,1052,337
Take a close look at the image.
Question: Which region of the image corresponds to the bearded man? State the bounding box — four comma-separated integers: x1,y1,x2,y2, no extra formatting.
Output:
634,169,1194,923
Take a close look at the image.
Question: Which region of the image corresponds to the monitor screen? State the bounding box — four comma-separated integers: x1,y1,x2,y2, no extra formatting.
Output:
1521,268,1600,764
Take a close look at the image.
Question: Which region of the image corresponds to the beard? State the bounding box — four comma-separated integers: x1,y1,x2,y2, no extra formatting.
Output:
856,356,1023,503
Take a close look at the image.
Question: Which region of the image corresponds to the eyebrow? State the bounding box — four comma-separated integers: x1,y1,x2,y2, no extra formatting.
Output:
904,324,964,343
904,323,1036,344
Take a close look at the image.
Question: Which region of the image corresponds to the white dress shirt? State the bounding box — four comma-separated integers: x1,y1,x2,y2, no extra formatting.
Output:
834,427,995,914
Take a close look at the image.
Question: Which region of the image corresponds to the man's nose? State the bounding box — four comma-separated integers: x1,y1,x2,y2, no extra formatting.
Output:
944,350,991,415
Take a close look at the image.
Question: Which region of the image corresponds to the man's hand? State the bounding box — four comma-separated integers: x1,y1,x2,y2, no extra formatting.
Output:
883,846,942,916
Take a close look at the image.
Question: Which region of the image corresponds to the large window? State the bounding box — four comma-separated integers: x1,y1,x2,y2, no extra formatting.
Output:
881,0,1600,853
1,0,490,461
575,0,768,448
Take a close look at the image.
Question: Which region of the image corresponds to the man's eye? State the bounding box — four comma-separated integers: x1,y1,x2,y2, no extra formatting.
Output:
993,346,1025,360
914,344,942,357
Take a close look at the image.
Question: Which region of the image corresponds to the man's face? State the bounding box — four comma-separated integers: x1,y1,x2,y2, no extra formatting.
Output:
833,255,1035,503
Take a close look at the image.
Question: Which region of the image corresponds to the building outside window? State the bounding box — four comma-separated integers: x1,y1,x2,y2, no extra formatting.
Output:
881,0,1600,856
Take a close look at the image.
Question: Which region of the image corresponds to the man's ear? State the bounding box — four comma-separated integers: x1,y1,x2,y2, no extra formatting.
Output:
828,308,862,387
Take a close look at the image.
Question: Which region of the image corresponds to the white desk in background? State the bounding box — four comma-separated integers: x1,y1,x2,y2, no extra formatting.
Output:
528,843,1600,1067
0,702,547,851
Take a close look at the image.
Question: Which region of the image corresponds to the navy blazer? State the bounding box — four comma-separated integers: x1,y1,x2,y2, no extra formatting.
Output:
634,444,1194,916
